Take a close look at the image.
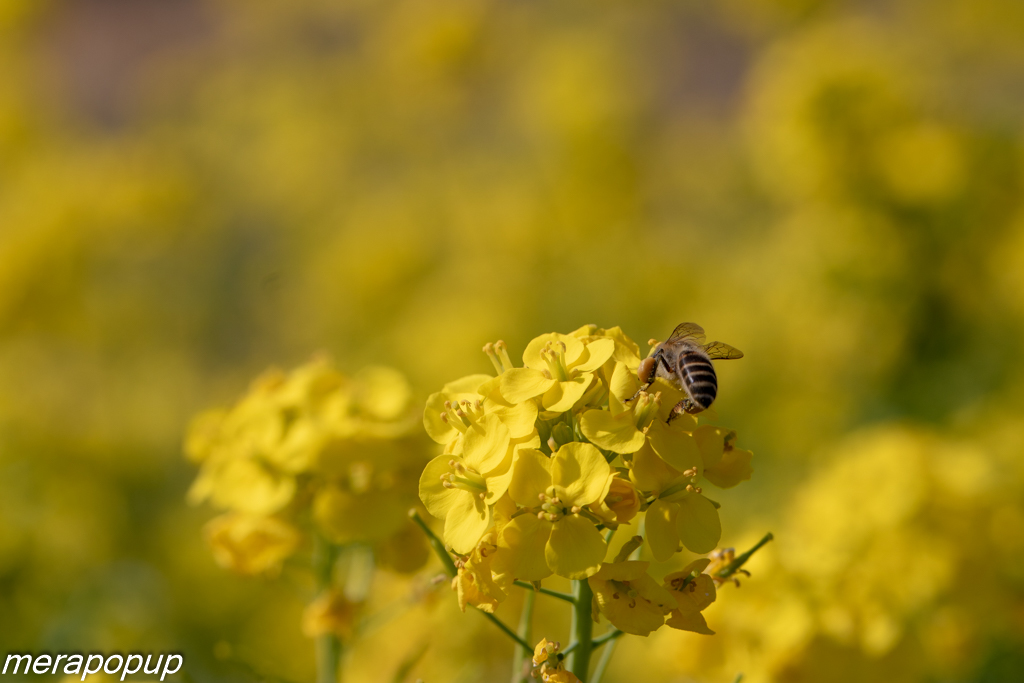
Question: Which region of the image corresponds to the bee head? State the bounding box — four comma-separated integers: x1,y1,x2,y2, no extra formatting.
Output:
637,356,657,384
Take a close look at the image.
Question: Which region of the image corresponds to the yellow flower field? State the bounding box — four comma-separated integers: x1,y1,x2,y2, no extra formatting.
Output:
1,0,1023,681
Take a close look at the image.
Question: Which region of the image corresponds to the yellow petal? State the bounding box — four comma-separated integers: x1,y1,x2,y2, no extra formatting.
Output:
580,409,645,454
483,449,515,504
704,447,753,489
211,459,296,515
629,442,684,493
602,326,642,366
592,559,650,582
419,454,462,519
607,362,639,416
647,421,702,474
476,375,507,405
673,558,712,577
442,374,493,395
676,493,721,554
500,368,556,404
684,573,717,611
646,498,680,561
351,366,411,421
487,399,539,438
694,425,726,469
542,374,593,413
509,448,553,506
523,333,585,369
443,491,492,555
463,414,511,474
571,338,616,372
493,514,553,581
666,573,717,635
553,442,611,506
546,514,607,579
185,409,226,463
423,375,492,444
651,378,695,426
666,607,714,635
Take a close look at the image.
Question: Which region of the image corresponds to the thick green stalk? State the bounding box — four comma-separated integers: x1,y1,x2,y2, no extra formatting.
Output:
566,579,594,680
511,589,535,683
313,534,341,683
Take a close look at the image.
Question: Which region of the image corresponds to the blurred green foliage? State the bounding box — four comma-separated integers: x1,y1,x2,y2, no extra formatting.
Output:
1,0,1023,681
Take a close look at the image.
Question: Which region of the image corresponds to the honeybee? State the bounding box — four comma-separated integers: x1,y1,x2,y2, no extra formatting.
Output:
632,322,743,422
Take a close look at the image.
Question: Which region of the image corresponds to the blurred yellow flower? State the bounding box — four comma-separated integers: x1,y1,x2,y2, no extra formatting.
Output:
203,513,300,576
302,590,361,640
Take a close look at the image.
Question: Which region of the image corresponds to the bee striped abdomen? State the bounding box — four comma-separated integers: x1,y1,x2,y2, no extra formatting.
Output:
680,351,717,410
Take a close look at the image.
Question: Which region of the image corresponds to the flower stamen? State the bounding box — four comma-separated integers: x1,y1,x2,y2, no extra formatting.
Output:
482,343,504,374
493,340,515,372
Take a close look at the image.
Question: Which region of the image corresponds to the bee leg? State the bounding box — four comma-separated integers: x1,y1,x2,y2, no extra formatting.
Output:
666,398,698,424
626,382,653,403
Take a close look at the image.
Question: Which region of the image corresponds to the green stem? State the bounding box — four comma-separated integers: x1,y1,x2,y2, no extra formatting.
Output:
313,534,341,683
714,532,774,580
566,579,594,681
511,589,535,683
512,580,575,604
590,634,618,683
592,629,623,649
409,510,532,652
480,609,533,651
408,510,457,577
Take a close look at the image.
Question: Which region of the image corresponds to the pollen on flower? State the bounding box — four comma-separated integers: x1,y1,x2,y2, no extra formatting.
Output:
482,340,517,374
540,341,571,381
438,459,488,494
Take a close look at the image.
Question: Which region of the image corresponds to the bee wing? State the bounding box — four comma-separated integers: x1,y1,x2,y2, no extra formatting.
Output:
667,322,706,344
703,341,744,360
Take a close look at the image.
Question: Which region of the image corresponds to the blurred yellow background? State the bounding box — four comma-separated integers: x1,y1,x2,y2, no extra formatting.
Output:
2,0,1024,681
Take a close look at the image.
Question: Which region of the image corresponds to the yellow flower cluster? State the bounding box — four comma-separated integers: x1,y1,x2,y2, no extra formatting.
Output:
187,357,428,576
652,424,1024,683
418,326,753,636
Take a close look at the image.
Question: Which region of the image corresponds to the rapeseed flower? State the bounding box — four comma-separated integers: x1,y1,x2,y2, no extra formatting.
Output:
203,512,300,576
416,326,756,655
664,558,717,635
492,443,612,580
589,536,676,635
531,639,580,683
499,333,614,411
452,530,508,613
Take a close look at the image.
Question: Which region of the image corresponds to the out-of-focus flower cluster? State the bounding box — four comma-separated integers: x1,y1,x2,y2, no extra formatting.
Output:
638,423,1024,683
186,357,429,577
418,326,753,637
